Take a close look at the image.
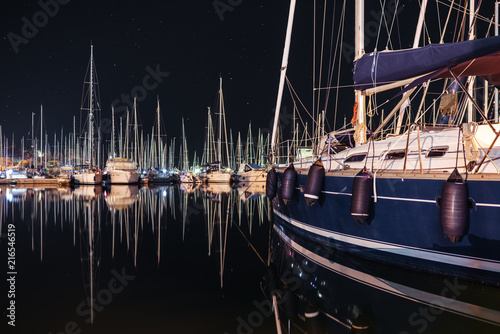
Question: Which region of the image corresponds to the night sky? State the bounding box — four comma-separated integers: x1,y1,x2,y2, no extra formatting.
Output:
0,1,496,158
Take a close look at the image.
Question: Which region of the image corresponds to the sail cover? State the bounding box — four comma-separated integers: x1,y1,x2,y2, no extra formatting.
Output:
353,35,500,91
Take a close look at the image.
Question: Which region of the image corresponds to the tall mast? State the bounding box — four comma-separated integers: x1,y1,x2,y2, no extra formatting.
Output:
467,0,476,123
89,45,94,169
40,104,43,168
134,96,139,166
32,112,35,168
495,1,499,123
271,0,296,158
218,77,223,168
157,96,161,169
125,108,130,159
111,105,115,158
73,116,76,167
182,117,187,171
354,0,365,144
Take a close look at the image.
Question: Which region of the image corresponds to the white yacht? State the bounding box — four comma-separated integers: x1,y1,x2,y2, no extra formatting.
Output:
233,163,267,183
105,158,140,184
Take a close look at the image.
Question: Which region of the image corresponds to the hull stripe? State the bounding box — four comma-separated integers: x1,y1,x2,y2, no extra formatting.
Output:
274,225,500,326
274,210,500,273
322,190,500,207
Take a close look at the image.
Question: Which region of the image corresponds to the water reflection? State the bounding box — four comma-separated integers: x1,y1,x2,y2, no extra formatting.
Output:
0,184,270,332
270,222,500,333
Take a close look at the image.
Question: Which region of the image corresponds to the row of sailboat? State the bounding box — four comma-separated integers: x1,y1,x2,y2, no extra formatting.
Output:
1,45,274,187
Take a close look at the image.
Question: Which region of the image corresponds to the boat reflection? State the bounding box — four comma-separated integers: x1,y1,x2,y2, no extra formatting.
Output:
270,222,500,333
73,185,103,200
0,184,269,327
234,181,266,201
105,185,139,210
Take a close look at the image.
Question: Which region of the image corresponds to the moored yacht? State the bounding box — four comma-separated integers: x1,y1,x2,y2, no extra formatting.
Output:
233,163,267,183
104,158,140,184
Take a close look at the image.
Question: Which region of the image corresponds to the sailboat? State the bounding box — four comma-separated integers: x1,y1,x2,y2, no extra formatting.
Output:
73,45,103,186
269,1,500,284
203,77,233,184
104,98,140,184
179,117,200,183
147,97,175,184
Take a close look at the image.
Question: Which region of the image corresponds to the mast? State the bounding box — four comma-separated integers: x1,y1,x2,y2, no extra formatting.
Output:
157,96,161,169
111,105,116,158
354,0,365,144
395,0,428,135
218,77,223,169
21,137,24,170
182,117,188,171
125,109,129,159
40,104,43,168
73,116,76,167
134,96,139,166
89,45,94,169
271,0,296,159
468,0,476,122
32,112,35,168
496,1,499,123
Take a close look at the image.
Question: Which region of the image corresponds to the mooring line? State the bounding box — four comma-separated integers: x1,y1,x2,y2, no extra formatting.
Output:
232,219,266,265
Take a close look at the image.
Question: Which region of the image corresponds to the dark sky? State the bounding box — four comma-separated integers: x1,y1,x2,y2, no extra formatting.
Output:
1,0,301,156
0,1,496,157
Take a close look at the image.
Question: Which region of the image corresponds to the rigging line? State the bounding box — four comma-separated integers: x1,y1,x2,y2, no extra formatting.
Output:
440,0,455,43
437,0,491,24
315,0,328,124
332,0,347,132
323,0,338,121
421,0,432,45
468,0,483,39
385,0,400,50
436,0,443,41
285,80,314,145
285,76,324,142
375,0,388,51
313,0,316,143
232,218,265,265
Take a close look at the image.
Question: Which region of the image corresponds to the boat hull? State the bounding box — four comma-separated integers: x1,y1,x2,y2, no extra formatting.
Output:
234,170,268,183
73,172,103,185
205,171,232,183
107,170,140,184
273,170,500,285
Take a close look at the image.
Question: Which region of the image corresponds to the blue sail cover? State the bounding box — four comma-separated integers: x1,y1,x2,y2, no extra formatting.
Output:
353,35,500,91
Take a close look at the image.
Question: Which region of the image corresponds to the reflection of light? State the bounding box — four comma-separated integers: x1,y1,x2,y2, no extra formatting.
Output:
162,169,167,173
6,193,13,202
162,190,167,197
318,292,323,298
6,169,12,176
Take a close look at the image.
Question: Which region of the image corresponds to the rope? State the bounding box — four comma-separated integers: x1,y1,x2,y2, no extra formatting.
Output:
463,122,479,161
232,219,266,265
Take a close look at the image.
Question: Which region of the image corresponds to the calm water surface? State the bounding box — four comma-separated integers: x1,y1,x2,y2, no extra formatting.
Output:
1,184,274,334
1,184,500,334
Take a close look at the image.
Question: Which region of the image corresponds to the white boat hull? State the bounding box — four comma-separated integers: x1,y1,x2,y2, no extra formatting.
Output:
73,171,103,185
205,171,232,183
108,170,140,184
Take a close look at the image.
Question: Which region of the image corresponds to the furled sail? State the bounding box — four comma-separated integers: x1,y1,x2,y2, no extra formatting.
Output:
353,35,500,92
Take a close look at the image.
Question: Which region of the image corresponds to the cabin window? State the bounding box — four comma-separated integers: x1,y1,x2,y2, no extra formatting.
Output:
385,150,406,160
427,146,448,157
345,154,366,163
